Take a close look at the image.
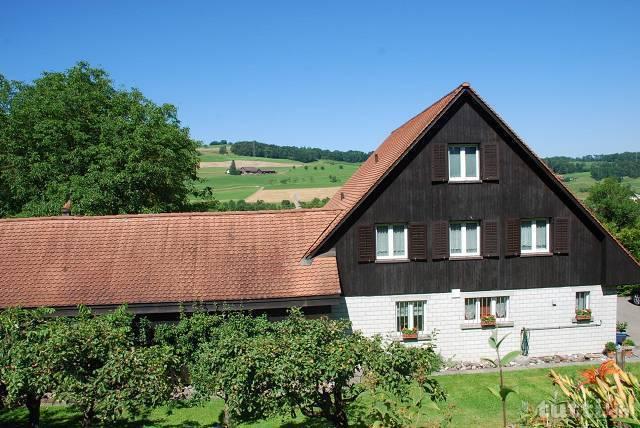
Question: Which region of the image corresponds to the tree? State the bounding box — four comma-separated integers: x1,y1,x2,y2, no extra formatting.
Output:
190,309,444,428
0,63,199,217
587,178,640,231
0,308,57,428
219,145,228,154
51,306,177,427
227,159,241,175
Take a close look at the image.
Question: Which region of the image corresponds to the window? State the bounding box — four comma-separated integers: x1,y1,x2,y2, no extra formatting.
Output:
449,145,480,181
376,224,407,259
521,219,549,253
449,221,480,256
464,296,509,322
396,301,425,331
576,291,590,311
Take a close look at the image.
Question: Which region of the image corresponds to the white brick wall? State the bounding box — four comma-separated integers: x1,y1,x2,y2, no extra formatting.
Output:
332,285,616,361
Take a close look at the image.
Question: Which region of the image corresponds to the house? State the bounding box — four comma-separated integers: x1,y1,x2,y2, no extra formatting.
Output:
239,166,276,174
1,83,639,360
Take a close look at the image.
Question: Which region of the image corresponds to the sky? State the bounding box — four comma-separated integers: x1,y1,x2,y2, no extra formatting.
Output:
1,1,639,157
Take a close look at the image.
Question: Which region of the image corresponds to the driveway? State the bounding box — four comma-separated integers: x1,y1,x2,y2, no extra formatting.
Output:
618,296,640,340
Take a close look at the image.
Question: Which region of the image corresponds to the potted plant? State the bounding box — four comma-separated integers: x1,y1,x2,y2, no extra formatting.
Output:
604,341,617,358
617,321,629,345
575,308,592,322
401,327,418,341
481,314,497,327
622,338,635,358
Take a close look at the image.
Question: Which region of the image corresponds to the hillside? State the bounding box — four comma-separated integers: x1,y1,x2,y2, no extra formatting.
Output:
196,146,360,202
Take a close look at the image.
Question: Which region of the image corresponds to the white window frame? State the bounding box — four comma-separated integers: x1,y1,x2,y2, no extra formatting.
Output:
375,224,408,260
576,291,590,311
449,221,481,257
464,296,510,323
448,144,480,181
396,300,426,332
520,218,550,254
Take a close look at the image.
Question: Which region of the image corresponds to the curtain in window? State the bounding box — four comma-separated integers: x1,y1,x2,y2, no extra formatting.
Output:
520,221,532,251
376,226,389,257
496,297,508,319
466,223,478,253
465,299,476,320
412,301,424,331
465,146,477,177
449,147,461,177
396,302,409,331
536,220,547,249
393,225,405,257
576,292,589,310
449,223,462,254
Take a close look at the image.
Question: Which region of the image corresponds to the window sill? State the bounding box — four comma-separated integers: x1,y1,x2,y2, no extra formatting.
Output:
449,255,483,261
375,258,410,264
572,318,594,324
448,179,482,184
520,252,552,258
460,321,514,330
391,333,433,342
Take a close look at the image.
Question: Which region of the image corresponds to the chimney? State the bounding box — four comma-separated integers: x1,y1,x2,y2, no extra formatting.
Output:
61,199,72,216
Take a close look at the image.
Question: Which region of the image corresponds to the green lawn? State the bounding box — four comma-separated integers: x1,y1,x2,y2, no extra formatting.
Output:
3,363,639,427
562,171,640,200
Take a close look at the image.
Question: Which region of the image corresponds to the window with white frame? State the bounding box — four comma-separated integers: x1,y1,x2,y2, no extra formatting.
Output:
464,296,509,322
396,301,425,332
449,221,480,256
521,219,550,253
376,224,408,259
576,291,590,311
448,145,480,181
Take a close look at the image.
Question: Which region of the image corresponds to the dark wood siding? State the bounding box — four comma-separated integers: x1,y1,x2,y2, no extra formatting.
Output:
331,97,614,296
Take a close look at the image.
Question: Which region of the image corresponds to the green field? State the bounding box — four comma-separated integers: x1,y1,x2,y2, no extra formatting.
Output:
196,147,360,201
3,362,639,427
562,171,640,200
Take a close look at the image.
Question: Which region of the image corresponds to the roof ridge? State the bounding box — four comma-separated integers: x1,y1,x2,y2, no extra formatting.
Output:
0,207,343,223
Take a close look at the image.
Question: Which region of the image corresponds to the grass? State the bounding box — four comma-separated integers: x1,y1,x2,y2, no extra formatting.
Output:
3,363,639,427
562,171,640,200
198,146,304,164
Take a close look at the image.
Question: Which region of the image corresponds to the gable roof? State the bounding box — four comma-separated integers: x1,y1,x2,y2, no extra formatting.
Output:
0,209,342,309
306,84,640,273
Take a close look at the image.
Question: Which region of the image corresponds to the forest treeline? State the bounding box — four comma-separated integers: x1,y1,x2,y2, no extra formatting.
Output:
544,152,640,180
211,140,370,163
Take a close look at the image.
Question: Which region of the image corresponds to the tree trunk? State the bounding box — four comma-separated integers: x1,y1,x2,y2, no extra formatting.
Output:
81,406,95,428
331,388,349,428
25,395,41,428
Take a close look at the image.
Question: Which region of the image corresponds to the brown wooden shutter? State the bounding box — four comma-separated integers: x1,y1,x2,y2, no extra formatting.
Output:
431,143,448,182
357,225,375,263
505,218,521,257
482,220,499,258
482,143,499,181
431,221,449,260
553,217,570,254
408,224,427,261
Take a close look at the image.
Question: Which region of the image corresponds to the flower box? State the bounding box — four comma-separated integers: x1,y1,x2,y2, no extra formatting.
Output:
401,328,418,341
481,315,496,327
575,309,592,322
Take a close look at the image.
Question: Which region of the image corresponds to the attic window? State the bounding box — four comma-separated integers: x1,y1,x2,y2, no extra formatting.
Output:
448,145,479,181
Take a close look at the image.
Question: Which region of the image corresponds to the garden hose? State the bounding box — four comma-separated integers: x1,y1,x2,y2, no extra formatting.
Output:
521,327,530,356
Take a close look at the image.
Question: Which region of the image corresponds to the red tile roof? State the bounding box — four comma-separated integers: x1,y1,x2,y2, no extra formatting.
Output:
306,84,466,256
0,209,342,308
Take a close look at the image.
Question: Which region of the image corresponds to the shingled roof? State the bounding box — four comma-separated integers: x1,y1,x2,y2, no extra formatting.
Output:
0,209,342,309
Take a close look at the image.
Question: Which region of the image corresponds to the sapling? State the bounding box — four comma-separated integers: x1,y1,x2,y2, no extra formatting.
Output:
482,331,520,428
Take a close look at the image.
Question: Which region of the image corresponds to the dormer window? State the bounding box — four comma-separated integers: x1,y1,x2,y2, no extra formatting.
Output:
375,224,408,260
448,144,479,181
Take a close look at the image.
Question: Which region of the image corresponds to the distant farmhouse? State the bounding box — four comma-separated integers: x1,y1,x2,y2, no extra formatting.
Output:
239,166,276,175
1,83,639,361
